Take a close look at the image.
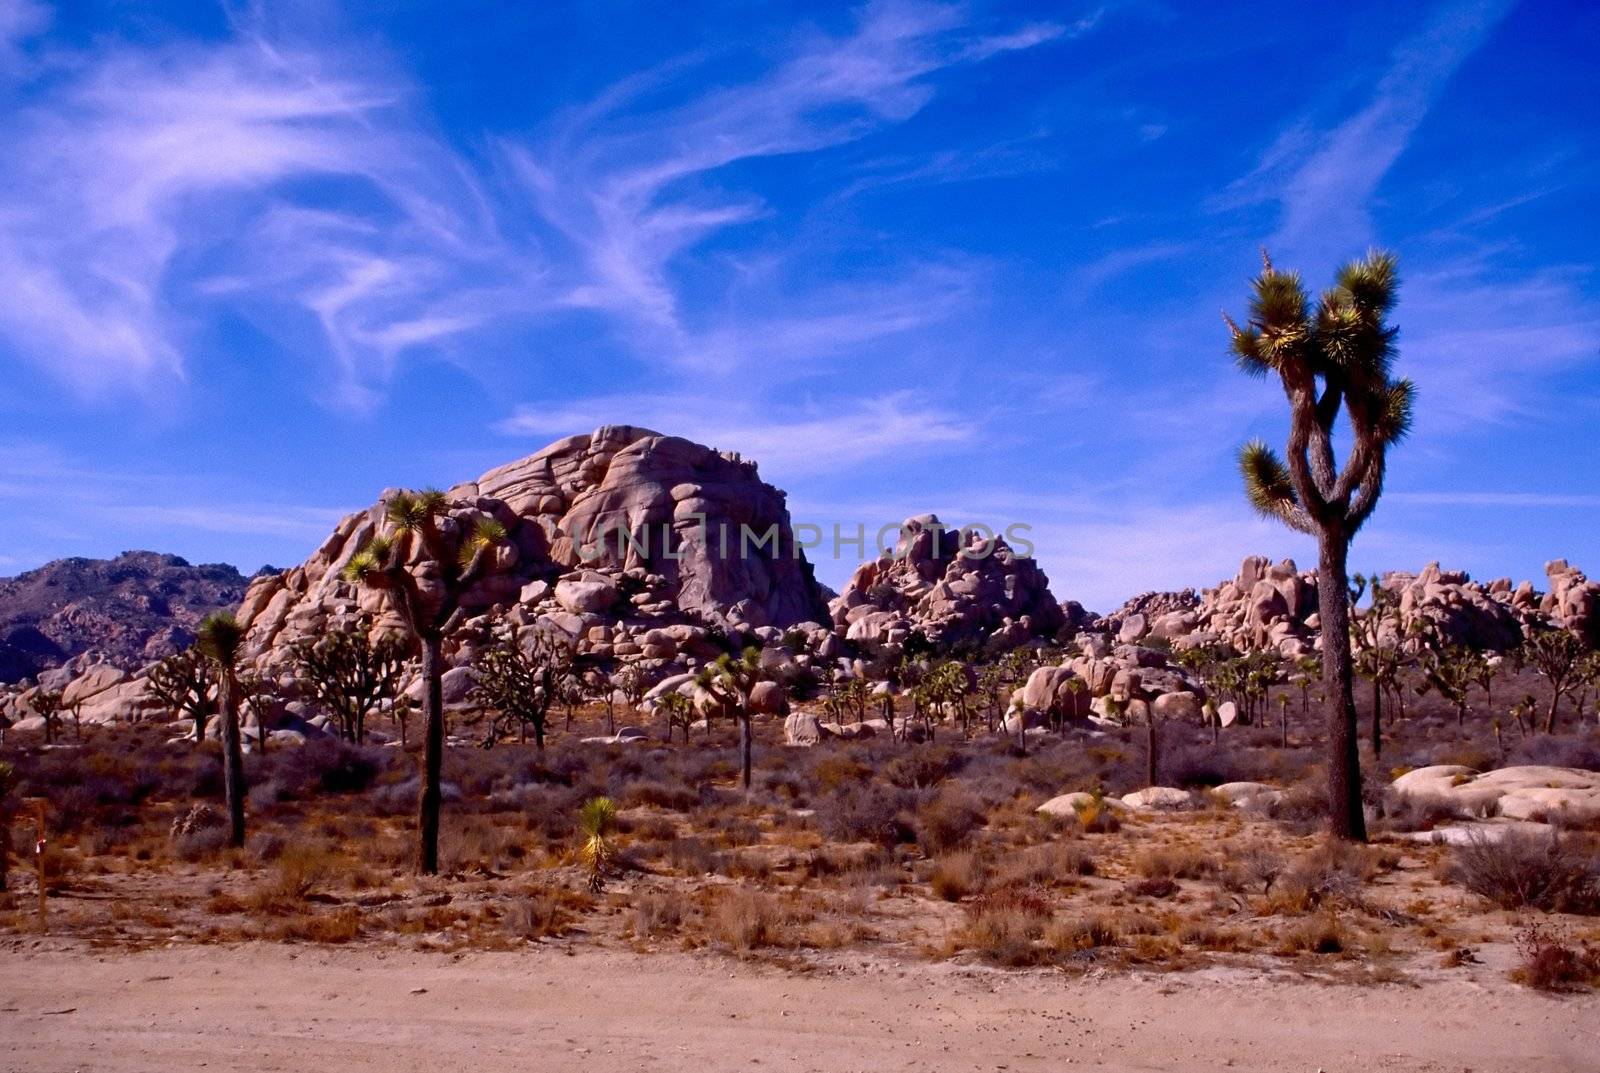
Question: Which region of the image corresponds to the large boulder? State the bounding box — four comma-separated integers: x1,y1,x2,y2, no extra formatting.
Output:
1390,765,1600,825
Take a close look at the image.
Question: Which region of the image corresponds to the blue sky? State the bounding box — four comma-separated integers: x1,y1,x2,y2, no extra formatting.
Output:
0,0,1596,610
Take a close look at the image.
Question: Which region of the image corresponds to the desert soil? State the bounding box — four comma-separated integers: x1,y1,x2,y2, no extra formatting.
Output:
2,943,1596,1073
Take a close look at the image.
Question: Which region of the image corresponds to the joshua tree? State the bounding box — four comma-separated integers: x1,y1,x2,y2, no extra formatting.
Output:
0,761,15,892
1415,625,1482,738
196,613,248,849
578,797,617,893
295,620,408,744
696,647,772,790
26,690,64,745
613,664,655,734
1226,250,1414,841
658,690,695,743
1522,628,1586,733
471,621,569,750
1349,574,1407,758
147,648,215,746
343,489,508,875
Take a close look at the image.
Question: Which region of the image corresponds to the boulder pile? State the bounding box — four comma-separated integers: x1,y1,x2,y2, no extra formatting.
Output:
1542,559,1600,647
829,514,1065,649
1108,554,1566,657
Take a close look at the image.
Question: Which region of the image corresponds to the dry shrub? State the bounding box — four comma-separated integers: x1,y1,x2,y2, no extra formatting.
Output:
1222,842,1285,895
914,790,984,856
812,754,870,793
711,889,790,951
1128,876,1179,899
958,886,1053,967
1379,793,1459,833
1275,913,1347,955
1511,921,1600,991
250,843,334,913
439,815,519,873
668,837,719,876
504,888,572,939
1448,831,1599,913
275,905,360,943
931,852,986,901
1268,840,1378,914
994,842,1095,888
1132,844,1212,881
818,785,913,847
1045,912,1121,952
633,891,688,936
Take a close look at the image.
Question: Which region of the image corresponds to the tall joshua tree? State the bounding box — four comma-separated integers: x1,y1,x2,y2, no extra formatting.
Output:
697,648,772,790
196,613,249,849
1225,250,1414,842
343,489,506,874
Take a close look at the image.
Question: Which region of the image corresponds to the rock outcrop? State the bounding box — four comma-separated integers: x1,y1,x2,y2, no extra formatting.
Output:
1109,555,1553,657
1390,765,1600,826
236,426,829,685
828,514,1065,649
1542,560,1600,647
0,551,254,683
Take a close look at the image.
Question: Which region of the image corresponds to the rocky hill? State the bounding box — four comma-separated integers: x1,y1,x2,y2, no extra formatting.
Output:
0,551,253,683
237,426,832,692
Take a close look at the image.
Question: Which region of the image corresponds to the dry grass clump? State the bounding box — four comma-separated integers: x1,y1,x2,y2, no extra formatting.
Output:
247,843,336,914
957,886,1053,967
1511,921,1600,991
503,886,577,939
931,851,986,901
1274,912,1349,955
1131,843,1212,881
1447,831,1599,913
274,905,361,943
707,889,820,952
632,890,690,937
993,841,1095,888
1267,840,1382,914
913,789,984,856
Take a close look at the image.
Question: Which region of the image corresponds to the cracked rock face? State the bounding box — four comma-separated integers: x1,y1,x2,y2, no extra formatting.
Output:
828,513,1066,649
236,426,829,678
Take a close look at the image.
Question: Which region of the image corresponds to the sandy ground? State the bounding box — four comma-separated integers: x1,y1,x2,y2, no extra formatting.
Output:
2,943,1597,1073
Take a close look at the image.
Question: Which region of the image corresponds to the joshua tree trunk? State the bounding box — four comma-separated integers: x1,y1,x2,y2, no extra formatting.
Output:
1318,536,1366,841
218,675,247,849
738,713,753,790
1370,679,1382,759
1145,716,1158,787
418,634,445,875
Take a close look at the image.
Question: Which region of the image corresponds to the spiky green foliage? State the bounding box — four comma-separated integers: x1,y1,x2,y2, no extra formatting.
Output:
578,797,617,893
657,690,695,742
195,612,246,669
1224,249,1413,535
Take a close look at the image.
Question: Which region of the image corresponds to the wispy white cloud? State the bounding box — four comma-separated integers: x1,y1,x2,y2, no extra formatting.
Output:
1219,0,1515,269
0,34,536,404
505,0,1069,367
496,390,979,475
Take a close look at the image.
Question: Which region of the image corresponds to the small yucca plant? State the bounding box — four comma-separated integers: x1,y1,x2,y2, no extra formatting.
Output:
578,797,618,893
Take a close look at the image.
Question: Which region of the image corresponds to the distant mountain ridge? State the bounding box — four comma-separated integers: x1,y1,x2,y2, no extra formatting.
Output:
0,551,260,683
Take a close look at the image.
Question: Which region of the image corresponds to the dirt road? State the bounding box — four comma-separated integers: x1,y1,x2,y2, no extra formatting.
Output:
2,943,1595,1072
